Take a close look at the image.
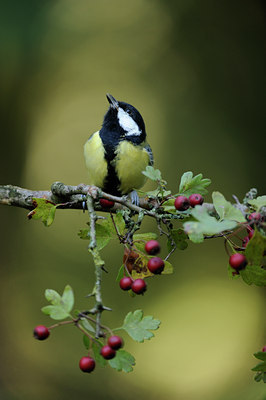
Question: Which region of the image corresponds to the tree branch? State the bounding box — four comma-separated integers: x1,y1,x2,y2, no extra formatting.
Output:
0,183,157,215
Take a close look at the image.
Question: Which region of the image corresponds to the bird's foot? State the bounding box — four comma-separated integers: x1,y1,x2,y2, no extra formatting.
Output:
129,190,140,206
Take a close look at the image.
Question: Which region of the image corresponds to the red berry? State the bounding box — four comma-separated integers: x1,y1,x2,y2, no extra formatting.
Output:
99,198,115,209
147,257,165,274
242,236,250,248
262,346,266,352
79,356,95,373
33,325,50,340
248,212,262,222
188,194,204,207
101,345,116,360
247,227,254,239
145,240,160,255
229,253,247,270
174,196,190,211
119,276,133,291
107,335,123,350
131,279,147,294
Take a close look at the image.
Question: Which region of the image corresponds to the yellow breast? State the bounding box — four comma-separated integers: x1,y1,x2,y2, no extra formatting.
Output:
84,131,108,188
114,141,150,194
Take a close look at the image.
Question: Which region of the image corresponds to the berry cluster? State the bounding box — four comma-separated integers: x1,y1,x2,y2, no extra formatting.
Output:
119,240,165,294
33,325,124,374
174,194,204,211
79,335,123,373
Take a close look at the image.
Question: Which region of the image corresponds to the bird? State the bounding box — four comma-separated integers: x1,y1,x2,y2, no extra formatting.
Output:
84,94,153,204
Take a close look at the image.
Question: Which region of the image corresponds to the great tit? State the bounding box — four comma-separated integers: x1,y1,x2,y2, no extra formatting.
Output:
84,94,153,203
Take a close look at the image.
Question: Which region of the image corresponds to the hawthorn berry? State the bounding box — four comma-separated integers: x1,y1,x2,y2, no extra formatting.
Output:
131,279,147,294
188,193,204,207
145,240,160,255
174,196,190,211
99,198,115,209
101,345,116,360
79,356,95,373
108,335,123,350
147,257,165,274
247,227,254,239
119,276,133,291
262,346,266,352
33,325,50,341
248,212,262,222
229,253,247,270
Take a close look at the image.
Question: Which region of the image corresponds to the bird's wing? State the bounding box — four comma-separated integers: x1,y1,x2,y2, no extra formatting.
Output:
143,144,154,166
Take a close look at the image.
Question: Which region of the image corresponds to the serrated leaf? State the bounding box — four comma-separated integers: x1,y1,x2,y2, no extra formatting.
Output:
248,196,266,211
122,310,160,342
178,172,211,196
245,230,266,266
212,192,246,222
92,341,107,367
41,305,70,320
61,285,74,313
42,285,74,320
79,222,112,251
45,289,61,304
240,265,266,286
254,351,266,362
142,166,162,181
108,349,135,373
183,205,237,238
133,232,158,252
28,198,57,227
167,229,188,251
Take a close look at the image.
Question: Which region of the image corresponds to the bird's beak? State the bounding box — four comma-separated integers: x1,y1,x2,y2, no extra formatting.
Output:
106,93,119,110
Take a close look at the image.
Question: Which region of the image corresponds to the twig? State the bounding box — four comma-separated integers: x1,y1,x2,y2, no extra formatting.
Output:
86,195,110,338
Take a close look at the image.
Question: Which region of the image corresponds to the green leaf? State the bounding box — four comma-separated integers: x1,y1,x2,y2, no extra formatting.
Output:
41,285,74,320
247,195,266,211
112,212,126,235
245,230,266,265
78,222,112,251
240,265,266,286
178,172,211,197
41,305,70,320
45,289,61,304
83,334,91,349
142,166,162,181
108,349,135,373
28,198,57,227
133,232,158,252
80,318,95,334
122,310,160,342
92,341,107,367
61,285,74,313
183,205,237,238
240,230,266,286
227,265,240,280
116,265,125,282
212,192,246,222
254,351,266,362
167,229,188,251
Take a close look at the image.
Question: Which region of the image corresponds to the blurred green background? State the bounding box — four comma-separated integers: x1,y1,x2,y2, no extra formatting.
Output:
0,1,265,399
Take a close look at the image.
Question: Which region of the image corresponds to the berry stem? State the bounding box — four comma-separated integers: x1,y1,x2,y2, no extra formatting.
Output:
48,319,76,330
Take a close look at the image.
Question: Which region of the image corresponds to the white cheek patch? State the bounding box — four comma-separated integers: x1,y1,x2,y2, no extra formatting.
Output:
117,107,141,136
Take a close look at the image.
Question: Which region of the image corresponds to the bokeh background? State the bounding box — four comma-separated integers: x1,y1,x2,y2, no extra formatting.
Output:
0,1,265,399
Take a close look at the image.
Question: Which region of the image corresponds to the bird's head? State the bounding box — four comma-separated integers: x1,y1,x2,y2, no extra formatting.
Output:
102,94,146,142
